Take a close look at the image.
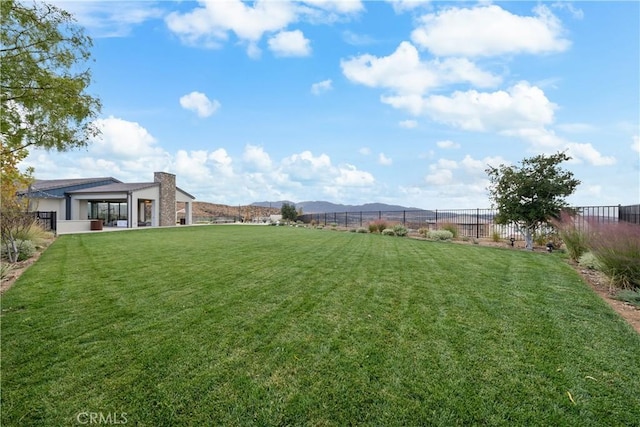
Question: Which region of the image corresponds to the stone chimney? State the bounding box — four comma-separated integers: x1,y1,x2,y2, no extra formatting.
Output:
154,172,176,226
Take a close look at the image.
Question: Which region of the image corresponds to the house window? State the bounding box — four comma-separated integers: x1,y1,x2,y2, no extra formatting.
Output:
89,201,128,226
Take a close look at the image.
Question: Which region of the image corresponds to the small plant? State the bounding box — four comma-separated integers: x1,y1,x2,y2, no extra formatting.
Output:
381,228,396,236
418,227,429,237
356,227,368,234
1,262,13,280
578,252,601,270
368,220,388,234
12,221,53,245
1,239,37,262
392,224,408,237
426,230,453,241
461,235,470,242
588,221,640,289
613,289,640,308
440,223,458,238
491,231,501,243
551,211,589,262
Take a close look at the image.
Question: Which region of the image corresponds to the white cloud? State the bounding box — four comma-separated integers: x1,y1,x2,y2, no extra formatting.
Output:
378,153,393,165
166,0,295,47
341,41,501,96
335,164,375,186
411,4,570,57
179,91,221,118
243,145,273,170
175,150,215,182
460,155,509,176
434,158,458,170
51,1,164,37
552,2,584,20
359,147,371,155
301,0,364,14
282,150,333,181
311,79,333,95
399,120,417,129
566,143,616,166
209,148,234,177
425,168,453,185
631,135,640,153
91,116,163,158
165,0,362,53
436,140,460,149
418,82,556,132
268,30,311,56
386,0,431,13
342,30,375,46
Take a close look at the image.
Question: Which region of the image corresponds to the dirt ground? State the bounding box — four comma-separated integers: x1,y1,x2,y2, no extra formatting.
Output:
1,235,638,334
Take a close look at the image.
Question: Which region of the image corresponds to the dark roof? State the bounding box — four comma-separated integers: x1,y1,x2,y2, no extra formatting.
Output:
22,176,195,200
29,177,120,192
19,177,122,198
69,182,159,194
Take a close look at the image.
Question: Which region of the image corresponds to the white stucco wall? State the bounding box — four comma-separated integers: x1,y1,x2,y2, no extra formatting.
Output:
31,198,65,218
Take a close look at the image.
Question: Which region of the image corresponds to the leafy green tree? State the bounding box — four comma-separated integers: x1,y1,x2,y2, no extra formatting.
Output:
486,152,580,250
281,203,298,223
1,0,101,154
1,0,101,261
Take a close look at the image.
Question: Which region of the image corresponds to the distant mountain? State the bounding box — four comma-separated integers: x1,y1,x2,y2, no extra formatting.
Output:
251,200,421,214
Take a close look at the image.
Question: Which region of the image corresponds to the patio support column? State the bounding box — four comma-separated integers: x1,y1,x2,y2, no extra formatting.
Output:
185,201,193,225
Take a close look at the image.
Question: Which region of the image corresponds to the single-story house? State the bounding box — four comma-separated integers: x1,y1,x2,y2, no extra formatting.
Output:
21,172,195,234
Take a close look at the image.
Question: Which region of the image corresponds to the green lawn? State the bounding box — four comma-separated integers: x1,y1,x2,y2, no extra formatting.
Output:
2,225,639,426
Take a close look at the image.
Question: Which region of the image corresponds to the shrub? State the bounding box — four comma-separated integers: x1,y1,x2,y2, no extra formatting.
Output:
614,289,640,308
551,211,589,261
491,231,501,243
392,224,408,237
368,220,388,233
440,223,458,238
426,230,453,241
1,239,37,262
1,262,13,280
534,230,563,251
382,228,396,236
578,252,601,270
12,220,53,245
588,221,640,289
356,227,368,234
418,227,429,237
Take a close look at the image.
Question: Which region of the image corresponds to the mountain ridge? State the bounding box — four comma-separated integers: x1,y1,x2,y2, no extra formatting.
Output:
251,200,421,214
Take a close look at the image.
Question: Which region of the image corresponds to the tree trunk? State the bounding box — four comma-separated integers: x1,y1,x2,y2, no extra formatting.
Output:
524,230,534,251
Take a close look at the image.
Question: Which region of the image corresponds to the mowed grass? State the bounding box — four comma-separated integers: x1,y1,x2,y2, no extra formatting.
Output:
2,226,639,426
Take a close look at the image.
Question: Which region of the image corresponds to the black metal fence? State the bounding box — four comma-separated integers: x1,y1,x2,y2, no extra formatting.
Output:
34,211,57,234
298,204,639,240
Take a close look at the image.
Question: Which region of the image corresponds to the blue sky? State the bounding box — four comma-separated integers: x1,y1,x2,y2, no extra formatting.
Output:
25,0,639,209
